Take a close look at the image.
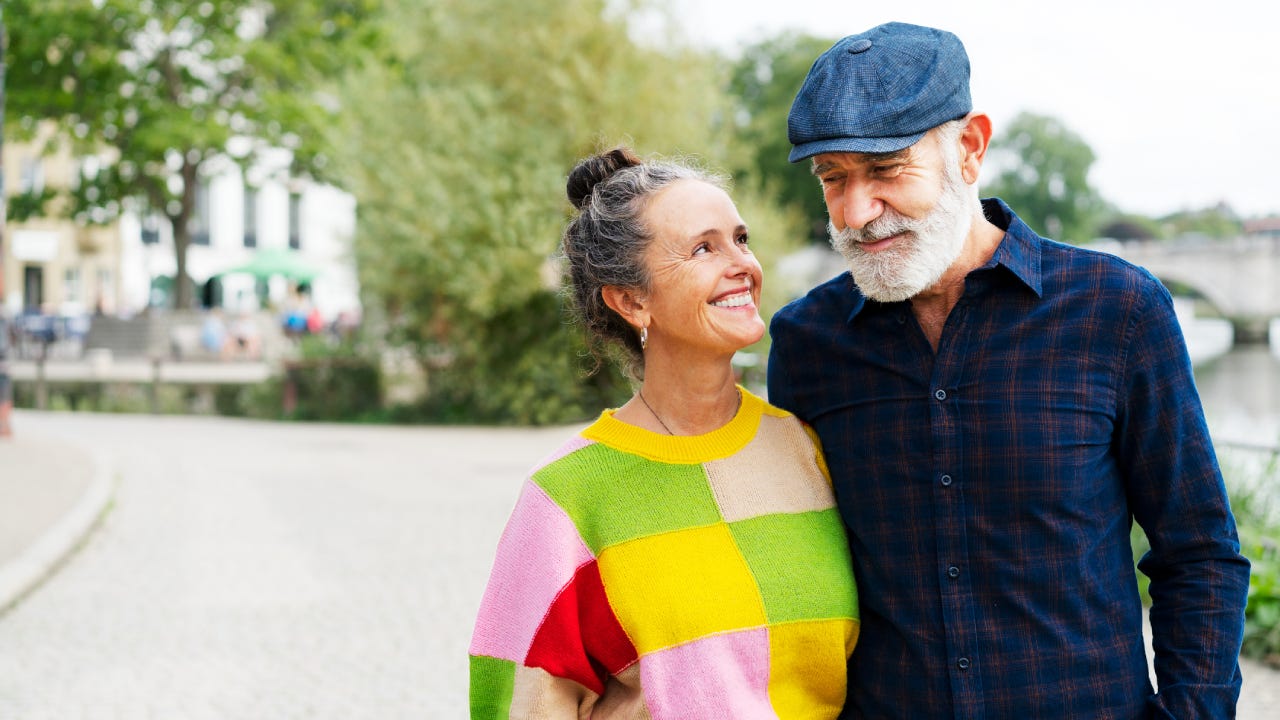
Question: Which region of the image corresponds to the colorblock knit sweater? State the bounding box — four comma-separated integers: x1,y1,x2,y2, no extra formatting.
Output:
470,387,859,719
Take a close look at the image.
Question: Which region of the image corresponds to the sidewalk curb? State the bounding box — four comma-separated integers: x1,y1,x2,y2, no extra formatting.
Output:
0,450,116,614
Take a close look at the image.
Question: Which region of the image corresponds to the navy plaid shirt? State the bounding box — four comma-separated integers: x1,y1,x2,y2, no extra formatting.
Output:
768,199,1250,719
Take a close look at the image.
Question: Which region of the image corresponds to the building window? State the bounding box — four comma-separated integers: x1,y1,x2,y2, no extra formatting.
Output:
243,187,258,248
97,268,114,313
64,267,83,304
141,214,162,245
288,192,302,249
19,155,45,194
189,181,211,246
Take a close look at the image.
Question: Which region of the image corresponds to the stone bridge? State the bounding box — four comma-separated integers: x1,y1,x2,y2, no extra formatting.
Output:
1086,236,1280,340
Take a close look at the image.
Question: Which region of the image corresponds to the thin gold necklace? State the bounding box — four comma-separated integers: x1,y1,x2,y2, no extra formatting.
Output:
637,389,675,435
637,388,741,436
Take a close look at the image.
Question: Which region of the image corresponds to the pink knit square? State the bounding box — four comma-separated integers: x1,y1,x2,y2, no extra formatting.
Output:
470,481,594,661
639,628,773,719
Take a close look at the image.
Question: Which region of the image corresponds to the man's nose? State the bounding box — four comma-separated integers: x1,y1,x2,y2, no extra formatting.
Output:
839,182,884,231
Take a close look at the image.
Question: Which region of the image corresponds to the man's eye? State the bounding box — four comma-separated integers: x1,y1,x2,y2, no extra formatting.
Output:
692,243,709,255
736,233,750,245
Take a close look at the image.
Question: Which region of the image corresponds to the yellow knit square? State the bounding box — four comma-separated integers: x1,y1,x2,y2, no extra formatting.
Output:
598,523,766,655
768,619,858,719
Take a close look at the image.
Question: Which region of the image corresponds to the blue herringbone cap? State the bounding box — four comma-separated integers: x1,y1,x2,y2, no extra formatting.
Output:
788,22,972,162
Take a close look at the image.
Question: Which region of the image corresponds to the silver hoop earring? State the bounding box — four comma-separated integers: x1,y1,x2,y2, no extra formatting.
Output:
640,327,648,350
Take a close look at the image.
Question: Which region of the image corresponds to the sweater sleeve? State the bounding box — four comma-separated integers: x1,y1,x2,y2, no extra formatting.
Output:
469,478,632,718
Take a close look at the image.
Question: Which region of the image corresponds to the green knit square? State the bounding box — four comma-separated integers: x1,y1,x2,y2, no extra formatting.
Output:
728,508,859,624
469,654,516,720
533,442,721,553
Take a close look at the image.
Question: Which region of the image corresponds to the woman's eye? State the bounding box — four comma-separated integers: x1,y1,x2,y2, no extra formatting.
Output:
736,234,750,245
692,244,709,256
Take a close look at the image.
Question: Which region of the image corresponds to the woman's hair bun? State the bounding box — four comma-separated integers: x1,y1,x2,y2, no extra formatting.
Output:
566,146,642,210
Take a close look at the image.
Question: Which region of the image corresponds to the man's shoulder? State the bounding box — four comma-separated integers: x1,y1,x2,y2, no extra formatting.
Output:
1038,237,1167,297
772,271,859,333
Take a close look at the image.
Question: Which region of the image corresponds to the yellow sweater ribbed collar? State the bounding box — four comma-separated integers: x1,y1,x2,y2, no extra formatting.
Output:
581,386,765,464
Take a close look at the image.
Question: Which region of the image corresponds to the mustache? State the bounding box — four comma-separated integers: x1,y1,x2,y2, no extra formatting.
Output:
830,215,917,252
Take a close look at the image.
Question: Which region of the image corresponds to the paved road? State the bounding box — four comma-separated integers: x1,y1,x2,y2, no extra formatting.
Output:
0,411,571,719
1,410,1277,718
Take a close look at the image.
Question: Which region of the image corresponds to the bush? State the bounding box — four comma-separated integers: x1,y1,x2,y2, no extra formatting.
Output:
212,336,385,422
410,290,631,426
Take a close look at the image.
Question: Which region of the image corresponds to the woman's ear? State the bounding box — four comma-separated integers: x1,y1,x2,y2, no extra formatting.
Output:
601,285,649,330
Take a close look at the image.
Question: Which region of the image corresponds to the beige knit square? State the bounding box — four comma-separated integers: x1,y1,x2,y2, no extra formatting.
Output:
705,414,836,522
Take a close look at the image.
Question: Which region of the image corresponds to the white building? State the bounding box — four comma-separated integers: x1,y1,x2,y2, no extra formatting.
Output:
3,133,360,325
119,149,360,322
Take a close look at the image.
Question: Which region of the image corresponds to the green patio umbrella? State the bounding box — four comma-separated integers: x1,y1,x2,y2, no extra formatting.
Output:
216,247,320,282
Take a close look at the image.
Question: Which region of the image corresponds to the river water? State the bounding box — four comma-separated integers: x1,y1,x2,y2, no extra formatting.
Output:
1197,344,1280,447
1194,343,1280,506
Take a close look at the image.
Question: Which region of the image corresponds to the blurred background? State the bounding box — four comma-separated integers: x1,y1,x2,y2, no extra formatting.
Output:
1,0,1278,714
3,0,1279,426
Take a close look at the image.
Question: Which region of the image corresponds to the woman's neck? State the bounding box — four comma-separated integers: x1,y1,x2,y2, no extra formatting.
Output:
619,351,741,436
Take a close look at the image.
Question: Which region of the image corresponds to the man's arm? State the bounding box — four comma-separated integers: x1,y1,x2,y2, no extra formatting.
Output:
1115,278,1251,719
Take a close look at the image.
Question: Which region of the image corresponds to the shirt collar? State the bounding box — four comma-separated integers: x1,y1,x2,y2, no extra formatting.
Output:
980,198,1043,298
844,197,1043,324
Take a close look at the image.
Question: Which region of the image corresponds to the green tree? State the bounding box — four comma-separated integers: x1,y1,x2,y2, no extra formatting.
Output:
983,112,1104,244
725,32,836,242
327,0,803,423
4,0,381,308
1096,213,1165,241
1159,203,1242,239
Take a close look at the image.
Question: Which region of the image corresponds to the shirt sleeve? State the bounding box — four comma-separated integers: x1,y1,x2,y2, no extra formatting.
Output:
1114,279,1251,719
468,479,604,719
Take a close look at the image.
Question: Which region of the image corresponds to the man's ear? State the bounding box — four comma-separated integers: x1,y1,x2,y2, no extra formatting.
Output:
958,113,993,185
601,285,649,330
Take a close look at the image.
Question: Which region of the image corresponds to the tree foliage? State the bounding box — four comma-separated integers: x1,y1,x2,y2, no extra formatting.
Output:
982,111,1104,244
1158,204,1243,240
725,32,836,242
1096,213,1164,241
327,0,803,423
4,0,382,308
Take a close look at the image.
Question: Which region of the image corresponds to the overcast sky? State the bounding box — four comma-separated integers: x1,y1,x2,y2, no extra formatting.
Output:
675,0,1280,219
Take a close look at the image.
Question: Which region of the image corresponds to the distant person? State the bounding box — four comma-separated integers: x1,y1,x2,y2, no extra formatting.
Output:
305,305,324,335
230,313,261,359
200,309,230,359
767,22,1250,718
0,311,12,437
469,148,859,718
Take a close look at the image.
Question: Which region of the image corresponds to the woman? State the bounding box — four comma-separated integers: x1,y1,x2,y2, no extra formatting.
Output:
469,148,858,718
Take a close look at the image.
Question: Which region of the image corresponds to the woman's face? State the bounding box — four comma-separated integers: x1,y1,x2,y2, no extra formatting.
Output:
638,179,765,359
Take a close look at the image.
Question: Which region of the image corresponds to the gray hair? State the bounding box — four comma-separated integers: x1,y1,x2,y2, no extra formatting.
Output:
560,147,725,377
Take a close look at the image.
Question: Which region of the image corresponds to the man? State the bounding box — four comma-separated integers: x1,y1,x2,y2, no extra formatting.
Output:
767,22,1250,719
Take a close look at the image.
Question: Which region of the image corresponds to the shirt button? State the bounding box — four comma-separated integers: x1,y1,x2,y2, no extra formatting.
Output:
957,657,971,670
940,474,953,486
934,389,947,401
947,566,960,579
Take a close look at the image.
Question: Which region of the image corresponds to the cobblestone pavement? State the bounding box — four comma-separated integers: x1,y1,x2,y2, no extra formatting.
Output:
1,410,1277,718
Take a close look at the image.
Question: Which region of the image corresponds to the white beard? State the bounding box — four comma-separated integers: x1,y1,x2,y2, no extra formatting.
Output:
828,158,977,303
